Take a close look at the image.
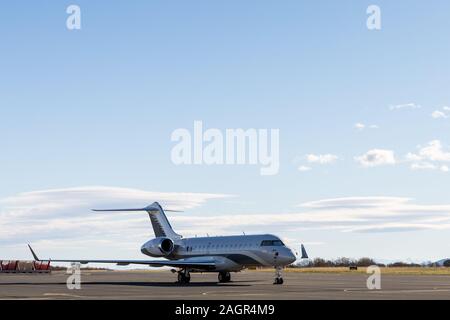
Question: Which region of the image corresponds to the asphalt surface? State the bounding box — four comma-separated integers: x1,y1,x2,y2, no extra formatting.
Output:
1,270,450,300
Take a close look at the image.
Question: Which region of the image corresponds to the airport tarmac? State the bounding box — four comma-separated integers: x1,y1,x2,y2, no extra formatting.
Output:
1,270,450,300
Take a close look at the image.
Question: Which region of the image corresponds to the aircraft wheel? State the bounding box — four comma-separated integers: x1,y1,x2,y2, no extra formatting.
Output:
274,277,284,285
218,272,231,283
178,272,191,284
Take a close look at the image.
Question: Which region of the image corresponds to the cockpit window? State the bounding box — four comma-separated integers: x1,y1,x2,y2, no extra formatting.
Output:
261,240,284,246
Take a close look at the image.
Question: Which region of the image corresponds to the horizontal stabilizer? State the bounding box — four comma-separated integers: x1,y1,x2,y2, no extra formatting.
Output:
93,206,182,213
93,202,182,239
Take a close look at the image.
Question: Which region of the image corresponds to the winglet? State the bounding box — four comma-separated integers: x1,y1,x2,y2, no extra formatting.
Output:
300,244,309,259
28,244,40,261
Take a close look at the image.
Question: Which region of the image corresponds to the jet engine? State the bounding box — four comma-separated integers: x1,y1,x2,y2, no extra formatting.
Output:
141,237,175,257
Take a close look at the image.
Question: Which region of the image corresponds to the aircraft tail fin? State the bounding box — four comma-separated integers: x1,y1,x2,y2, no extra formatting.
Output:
93,202,182,239
300,244,309,259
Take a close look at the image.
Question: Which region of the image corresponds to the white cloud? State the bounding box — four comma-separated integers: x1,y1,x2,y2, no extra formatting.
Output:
354,123,378,130
354,149,396,167
405,152,422,162
299,141,449,173
431,106,450,119
295,153,339,171
354,123,365,130
3,188,450,262
0,186,230,210
300,196,410,209
404,140,450,172
298,165,312,172
417,140,450,162
294,196,450,233
0,186,232,245
306,154,338,165
389,103,421,111
174,196,450,234
432,110,447,119
410,162,437,171
410,162,449,173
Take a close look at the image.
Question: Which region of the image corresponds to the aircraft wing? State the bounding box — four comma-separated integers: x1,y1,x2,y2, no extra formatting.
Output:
43,259,216,269
28,245,216,269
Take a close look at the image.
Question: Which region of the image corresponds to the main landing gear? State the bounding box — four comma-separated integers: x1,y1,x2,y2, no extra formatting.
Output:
177,269,191,284
274,267,284,285
218,271,231,283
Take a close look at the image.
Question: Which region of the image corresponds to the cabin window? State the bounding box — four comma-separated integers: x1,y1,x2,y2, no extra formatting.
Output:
260,240,285,246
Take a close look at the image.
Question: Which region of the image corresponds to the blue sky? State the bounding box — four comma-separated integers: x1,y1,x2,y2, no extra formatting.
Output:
1,1,450,263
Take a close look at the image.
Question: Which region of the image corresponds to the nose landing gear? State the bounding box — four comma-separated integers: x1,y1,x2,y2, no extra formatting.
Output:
177,269,191,284
218,271,231,283
274,266,284,285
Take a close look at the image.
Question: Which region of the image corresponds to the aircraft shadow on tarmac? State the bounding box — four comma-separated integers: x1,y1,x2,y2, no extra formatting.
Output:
0,281,254,288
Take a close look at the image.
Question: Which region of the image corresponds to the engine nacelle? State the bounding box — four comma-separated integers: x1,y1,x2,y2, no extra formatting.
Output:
141,237,175,257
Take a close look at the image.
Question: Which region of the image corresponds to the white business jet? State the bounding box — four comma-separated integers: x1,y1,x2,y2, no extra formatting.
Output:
29,202,305,285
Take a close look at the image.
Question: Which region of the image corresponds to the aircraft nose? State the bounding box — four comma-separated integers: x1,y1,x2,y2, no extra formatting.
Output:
287,249,296,264
278,248,296,265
